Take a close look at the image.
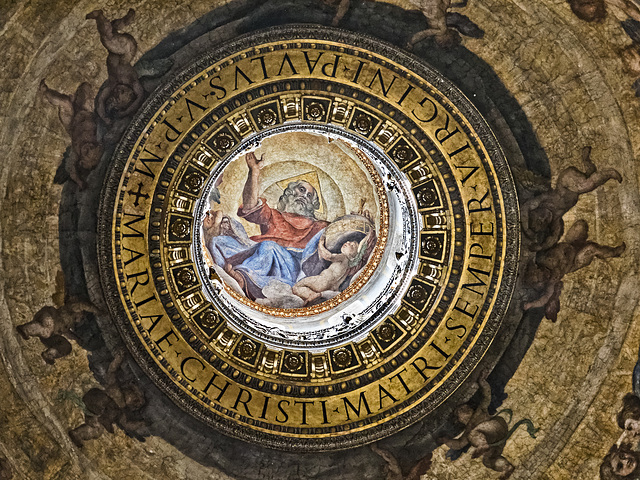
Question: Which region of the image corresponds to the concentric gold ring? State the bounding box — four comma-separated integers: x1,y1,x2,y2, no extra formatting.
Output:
98,26,519,451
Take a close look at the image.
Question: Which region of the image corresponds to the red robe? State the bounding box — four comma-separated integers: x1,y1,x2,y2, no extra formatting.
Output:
238,199,328,249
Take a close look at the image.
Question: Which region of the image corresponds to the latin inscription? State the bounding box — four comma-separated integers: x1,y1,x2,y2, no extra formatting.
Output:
110,40,506,437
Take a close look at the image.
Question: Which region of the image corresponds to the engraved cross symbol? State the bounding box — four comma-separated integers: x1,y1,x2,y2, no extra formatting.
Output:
127,182,150,207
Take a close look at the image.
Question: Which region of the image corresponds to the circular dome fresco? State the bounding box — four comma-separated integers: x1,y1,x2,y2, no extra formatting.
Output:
98,26,519,451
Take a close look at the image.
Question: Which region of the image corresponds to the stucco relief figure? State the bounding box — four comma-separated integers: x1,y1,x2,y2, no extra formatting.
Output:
16,273,100,364
39,80,102,189
521,146,622,252
86,9,144,125
438,370,538,480
600,357,640,480
617,394,640,446
601,444,640,479
69,351,147,447
203,150,378,309
407,0,484,48
523,219,625,321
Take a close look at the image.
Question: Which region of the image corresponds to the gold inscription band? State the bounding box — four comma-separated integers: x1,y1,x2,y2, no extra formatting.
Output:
98,26,519,451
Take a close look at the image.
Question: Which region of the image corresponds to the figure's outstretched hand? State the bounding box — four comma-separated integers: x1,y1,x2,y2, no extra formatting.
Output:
245,152,264,171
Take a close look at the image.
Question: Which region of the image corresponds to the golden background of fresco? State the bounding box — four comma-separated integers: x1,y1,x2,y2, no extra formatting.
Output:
0,0,636,478
215,132,380,234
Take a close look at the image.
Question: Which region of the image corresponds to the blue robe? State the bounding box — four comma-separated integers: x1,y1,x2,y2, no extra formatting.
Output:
207,229,325,299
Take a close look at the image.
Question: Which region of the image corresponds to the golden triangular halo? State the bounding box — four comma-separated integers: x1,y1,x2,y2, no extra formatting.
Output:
276,170,325,215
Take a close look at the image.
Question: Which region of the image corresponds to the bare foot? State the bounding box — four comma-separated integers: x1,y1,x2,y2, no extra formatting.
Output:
85,9,103,20
499,465,515,480
304,292,322,306
39,78,48,95
613,170,623,183
69,429,83,448
113,8,136,30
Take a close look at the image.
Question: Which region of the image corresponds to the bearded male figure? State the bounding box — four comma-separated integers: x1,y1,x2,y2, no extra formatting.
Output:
204,152,329,301
238,152,328,248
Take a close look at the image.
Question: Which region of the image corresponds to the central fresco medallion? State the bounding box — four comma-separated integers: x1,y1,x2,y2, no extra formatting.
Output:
98,26,519,451
199,129,389,318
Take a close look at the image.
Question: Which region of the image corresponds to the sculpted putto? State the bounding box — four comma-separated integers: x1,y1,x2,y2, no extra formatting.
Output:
326,0,483,48
523,219,625,321
438,370,538,479
86,9,144,125
69,351,147,447
521,146,625,321
600,393,640,479
39,80,102,189
17,272,99,364
521,146,622,252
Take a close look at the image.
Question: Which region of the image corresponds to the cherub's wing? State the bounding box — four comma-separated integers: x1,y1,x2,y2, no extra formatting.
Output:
511,165,551,195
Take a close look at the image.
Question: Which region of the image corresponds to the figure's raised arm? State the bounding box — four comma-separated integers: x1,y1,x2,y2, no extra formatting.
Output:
40,79,74,132
476,370,493,413
318,235,340,262
241,152,264,211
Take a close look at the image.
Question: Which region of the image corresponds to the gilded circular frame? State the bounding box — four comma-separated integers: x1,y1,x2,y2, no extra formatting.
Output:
98,25,519,451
